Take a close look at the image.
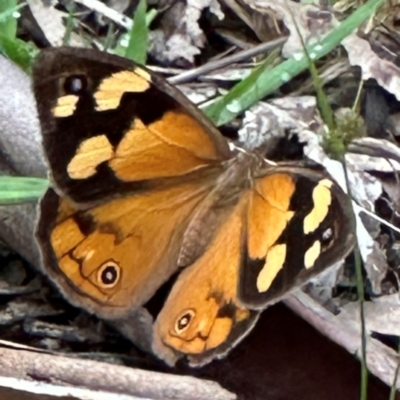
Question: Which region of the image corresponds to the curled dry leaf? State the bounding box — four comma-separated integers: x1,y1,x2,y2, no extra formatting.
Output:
242,0,338,57
342,33,400,102
149,0,224,64
238,96,320,150
350,137,400,168
222,0,281,42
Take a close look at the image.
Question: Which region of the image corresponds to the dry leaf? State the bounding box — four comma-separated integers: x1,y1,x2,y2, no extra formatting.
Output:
28,0,84,47
149,0,224,64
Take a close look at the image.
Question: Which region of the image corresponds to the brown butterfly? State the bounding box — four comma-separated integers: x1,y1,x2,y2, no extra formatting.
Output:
33,47,355,367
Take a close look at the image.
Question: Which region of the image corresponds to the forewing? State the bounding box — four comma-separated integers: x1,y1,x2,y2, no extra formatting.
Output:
33,47,231,203
240,167,355,308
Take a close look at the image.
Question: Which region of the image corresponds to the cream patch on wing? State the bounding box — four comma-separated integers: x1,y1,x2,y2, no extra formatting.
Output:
52,95,79,117
304,179,333,234
67,135,114,179
256,244,287,293
304,240,321,269
94,69,151,111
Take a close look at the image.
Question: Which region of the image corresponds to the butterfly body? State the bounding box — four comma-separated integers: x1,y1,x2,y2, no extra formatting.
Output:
33,47,355,367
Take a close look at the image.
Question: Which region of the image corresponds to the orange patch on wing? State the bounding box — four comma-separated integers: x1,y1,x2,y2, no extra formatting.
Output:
51,218,85,259
67,135,114,179
109,114,219,181
51,216,117,301
94,70,151,111
248,174,295,260
154,197,248,357
205,317,233,350
58,255,82,286
149,111,221,160
50,180,210,308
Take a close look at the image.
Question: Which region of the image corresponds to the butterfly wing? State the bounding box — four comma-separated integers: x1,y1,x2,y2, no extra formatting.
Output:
33,47,231,203
152,193,260,366
240,166,355,307
152,167,355,366
33,47,232,317
36,175,217,318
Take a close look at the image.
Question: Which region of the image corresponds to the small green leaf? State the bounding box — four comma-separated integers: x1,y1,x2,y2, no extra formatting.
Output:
62,2,77,46
0,0,22,40
0,34,38,71
124,0,148,64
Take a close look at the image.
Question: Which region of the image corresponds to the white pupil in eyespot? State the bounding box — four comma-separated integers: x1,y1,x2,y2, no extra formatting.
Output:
178,314,191,330
70,77,83,92
102,266,117,284
322,227,333,242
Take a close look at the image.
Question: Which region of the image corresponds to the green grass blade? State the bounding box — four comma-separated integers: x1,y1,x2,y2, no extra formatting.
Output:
202,49,280,124
203,0,385,126
0,177,49,204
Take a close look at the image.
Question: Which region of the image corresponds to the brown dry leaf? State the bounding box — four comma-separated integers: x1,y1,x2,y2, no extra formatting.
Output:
342,33,400,102
339,294,400,336
149,0,224,65
241,0,338,57
381,179,400,214
238,95,321,150
222,0,281,41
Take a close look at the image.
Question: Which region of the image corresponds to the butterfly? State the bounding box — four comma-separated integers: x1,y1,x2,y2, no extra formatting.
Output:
33,47,355,367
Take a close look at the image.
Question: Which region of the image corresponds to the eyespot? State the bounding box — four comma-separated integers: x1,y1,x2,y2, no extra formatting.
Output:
97,261,121,288
321,227,333,243
64,75,87,94
174,310,195,334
